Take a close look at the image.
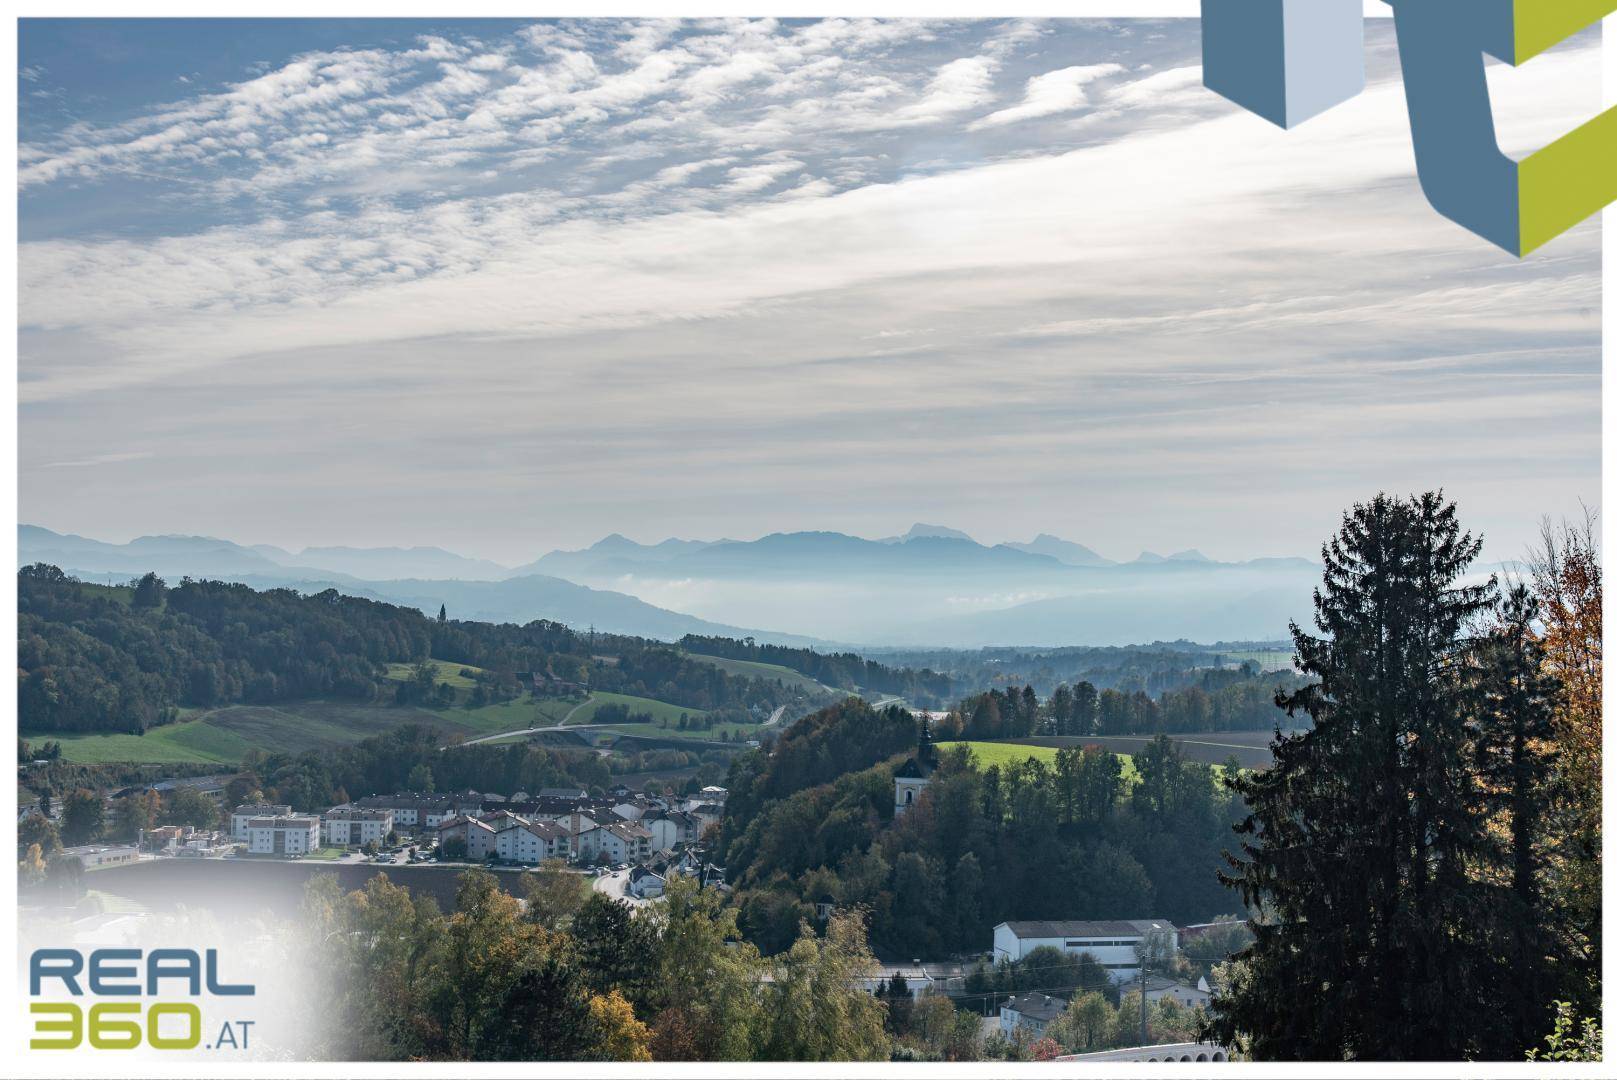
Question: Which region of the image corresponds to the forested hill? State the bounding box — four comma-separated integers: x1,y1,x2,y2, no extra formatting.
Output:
718,699,1245,957
17,564,816,736
677,634,955,705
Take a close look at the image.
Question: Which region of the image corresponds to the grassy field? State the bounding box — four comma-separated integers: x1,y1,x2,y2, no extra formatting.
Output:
940,740,1141,784
31,683,730,765
562,691,706,727
31,694,581,765
430,697,579,737
1010,731,1278,770
27,719,256,765
684,653,831,695
383,659,486,689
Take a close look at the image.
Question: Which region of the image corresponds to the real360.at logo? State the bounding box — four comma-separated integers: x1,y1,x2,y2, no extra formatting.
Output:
27,948,257,1052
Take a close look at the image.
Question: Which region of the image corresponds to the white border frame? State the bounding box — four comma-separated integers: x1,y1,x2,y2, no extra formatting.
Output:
1,2,1610,1077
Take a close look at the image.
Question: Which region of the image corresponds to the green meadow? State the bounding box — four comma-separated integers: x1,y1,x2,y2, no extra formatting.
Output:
684,653,832,695
939,740,1141,784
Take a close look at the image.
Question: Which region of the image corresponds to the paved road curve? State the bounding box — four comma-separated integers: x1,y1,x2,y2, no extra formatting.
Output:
449,720,618,748
592,866,648,907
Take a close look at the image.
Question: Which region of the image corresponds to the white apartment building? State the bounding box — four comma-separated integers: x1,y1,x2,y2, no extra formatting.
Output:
230,803,293,841
576,822,653,864
433,815,496,859
355,792,478,828
494,819,571,864
323,806,394,847
643,810,699,853
245,815,321,856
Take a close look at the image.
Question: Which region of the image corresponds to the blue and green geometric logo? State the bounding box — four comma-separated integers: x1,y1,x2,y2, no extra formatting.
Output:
1204,0,1616,257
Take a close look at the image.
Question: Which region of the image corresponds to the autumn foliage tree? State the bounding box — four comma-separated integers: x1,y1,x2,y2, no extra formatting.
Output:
1526,511,1603,1034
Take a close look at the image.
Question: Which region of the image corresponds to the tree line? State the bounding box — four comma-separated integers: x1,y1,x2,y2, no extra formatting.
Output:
938,663,1305,742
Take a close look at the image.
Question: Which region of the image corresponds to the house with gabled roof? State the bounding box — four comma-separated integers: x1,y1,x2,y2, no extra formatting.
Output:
627,865,665,899
1000,992,1067,1039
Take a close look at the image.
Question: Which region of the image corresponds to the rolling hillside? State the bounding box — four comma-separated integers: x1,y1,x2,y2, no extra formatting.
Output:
683,652,834,695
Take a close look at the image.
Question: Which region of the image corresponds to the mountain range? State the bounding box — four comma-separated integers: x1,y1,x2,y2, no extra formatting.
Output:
17,525,823,646
19,523,1321,647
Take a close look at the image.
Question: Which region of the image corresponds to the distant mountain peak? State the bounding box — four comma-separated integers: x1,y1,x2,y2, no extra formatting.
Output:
880,523,976,545
1167,549,1211,563
906,523,972,541
1134,550,1167,564
1003,534,1113,567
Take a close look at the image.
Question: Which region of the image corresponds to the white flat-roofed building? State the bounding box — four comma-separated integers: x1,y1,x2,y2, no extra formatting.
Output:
230,803,293,840
61,844,141,869
991,919,1179,981
245,815,320,856
323,805,394,847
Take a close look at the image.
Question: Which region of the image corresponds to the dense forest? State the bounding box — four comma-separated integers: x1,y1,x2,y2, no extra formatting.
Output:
17,565,816,735
718,699,1244,958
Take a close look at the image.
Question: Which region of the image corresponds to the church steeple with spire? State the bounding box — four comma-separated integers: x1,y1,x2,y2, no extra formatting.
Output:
895,715,937,816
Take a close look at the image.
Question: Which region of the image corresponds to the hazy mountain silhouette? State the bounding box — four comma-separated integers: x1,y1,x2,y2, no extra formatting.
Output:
20,523,1323,647
290,545,509,581
1002,533,1114,566
17,525,817,645
878,523,976,544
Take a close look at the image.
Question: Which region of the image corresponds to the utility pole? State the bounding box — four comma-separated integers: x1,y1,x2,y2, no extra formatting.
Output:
1138,962,1147,1047
1136,929,1164,1048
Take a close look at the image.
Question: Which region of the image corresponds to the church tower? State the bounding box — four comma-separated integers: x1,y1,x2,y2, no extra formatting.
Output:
894,716,937,816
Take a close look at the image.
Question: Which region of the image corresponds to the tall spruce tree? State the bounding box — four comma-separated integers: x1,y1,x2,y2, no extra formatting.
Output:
1209,492,1498,1059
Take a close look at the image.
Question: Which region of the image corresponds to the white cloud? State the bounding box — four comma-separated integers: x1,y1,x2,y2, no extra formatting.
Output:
893,55,998,122
1098,65,1207,112
19,34,1601,405
968,62,1125,129
17,20,1601,568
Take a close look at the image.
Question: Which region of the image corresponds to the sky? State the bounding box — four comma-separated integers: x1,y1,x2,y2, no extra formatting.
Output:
17,17,1603,567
